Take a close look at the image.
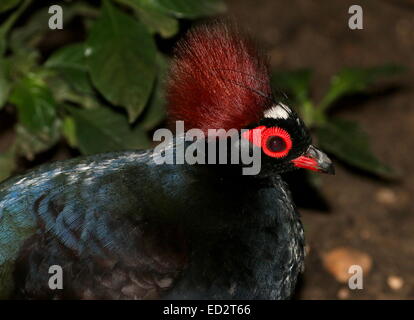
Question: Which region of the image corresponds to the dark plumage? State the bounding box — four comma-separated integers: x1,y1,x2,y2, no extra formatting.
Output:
0,22,333,299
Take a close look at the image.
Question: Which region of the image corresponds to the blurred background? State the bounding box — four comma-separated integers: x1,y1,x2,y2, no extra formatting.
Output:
0,0,412,299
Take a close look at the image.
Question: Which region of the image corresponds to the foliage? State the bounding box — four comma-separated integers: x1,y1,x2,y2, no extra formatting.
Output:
272,65,405,178
0,0,225,181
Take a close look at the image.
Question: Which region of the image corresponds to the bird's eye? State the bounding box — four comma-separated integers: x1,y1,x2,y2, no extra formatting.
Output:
242,126,292,158
266,136,286,152
262,127,292,158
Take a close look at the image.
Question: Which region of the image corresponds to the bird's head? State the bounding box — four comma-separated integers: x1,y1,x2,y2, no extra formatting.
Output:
167,21,334,176
242,102,334,175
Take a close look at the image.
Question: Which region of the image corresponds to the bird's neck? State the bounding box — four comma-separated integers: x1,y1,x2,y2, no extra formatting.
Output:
154,133,265,177
164,174,304,299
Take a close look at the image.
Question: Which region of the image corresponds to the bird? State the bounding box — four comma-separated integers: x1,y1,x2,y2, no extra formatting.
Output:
0,22,334,300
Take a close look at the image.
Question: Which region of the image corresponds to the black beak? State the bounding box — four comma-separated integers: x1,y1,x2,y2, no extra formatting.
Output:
291,145,335,175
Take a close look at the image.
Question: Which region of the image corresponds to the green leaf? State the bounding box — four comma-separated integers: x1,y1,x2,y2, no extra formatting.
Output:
46,74,100,110
119,0,178,38
0,149,16,182
319,64,405,110
15,122,61,160
0,0,31,54
9,3,76,53
62,116,77,147
137,55,168,130
271,69,318,125
0,0,21,13
0,38,5,56
10,75,58,137
6,49,39,80
45,43,94,95
9,8,49,52
136,6,178,38
86,1,157,122
271,69,312,105
68,106,151,155
0,59,11,109
316,118,393,177
140,0,226,19
10,76,61,159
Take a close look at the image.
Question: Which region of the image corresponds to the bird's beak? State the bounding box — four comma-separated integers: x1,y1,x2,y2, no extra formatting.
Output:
291,145,335,174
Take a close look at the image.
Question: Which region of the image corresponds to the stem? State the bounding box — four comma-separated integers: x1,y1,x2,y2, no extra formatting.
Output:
0,0,32,36
72,2,101,19
0,0,32,55
113,0,143,10
318,93,335,112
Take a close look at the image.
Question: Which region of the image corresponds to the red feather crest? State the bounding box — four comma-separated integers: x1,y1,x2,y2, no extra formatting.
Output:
167,22,273,134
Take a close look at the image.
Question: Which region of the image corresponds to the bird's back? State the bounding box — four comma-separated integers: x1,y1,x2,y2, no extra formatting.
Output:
0,150,185,299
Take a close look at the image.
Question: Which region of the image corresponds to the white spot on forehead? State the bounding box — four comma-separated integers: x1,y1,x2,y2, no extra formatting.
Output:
264,103,291,120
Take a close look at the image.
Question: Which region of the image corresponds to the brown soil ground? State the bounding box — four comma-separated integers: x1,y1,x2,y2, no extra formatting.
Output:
227,0,414,299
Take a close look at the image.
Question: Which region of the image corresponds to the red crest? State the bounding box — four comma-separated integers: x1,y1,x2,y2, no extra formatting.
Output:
167,22,273,135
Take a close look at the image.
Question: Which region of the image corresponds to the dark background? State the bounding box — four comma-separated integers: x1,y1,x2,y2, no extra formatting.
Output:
226,0,413,299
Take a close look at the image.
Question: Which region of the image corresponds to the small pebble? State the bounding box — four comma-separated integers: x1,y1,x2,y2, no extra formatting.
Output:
337,288,350,300
387,276,404,291
360,229,371,240
322,247,372,283
376,188,397,205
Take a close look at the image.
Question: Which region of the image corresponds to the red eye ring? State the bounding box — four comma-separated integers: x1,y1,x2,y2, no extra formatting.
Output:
242,126,292,158
261,127,292,158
